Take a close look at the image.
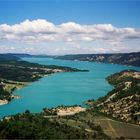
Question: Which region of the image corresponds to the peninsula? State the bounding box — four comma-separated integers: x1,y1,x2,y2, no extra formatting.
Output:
0,56,88,105
0,69,140,139
0,54,140,139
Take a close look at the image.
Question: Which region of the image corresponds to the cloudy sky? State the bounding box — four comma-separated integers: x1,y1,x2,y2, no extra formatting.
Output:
0,0,140,55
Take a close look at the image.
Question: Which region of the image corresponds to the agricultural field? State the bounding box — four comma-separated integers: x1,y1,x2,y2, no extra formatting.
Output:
94,116,140,138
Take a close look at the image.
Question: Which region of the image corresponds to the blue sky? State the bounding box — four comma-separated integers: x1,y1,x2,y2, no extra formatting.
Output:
0,0,140,27
0,0,140,54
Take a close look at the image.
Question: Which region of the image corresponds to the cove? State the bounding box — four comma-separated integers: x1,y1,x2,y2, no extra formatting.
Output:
0,57,140,118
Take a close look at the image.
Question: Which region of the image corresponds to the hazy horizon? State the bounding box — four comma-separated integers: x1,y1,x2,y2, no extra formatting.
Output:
1,51,140,56
0,1,140,55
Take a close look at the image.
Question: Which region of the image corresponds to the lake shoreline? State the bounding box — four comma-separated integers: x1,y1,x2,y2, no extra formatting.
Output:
0,81,28,105
0,57,140,119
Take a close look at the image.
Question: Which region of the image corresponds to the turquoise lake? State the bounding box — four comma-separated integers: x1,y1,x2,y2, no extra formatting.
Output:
0,57,140,118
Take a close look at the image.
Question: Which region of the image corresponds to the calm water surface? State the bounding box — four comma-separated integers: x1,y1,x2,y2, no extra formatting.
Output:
0,57,140,118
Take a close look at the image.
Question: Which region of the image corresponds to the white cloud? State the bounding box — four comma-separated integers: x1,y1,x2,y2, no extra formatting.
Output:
0,19,140,54
0,19,140,45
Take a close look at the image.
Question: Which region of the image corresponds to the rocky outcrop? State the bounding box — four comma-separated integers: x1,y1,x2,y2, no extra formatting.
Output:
55,52,140,66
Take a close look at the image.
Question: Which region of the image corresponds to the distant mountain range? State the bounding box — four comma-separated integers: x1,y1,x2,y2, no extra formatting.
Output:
55,52,140,66
0,54,20,60
0,52,140,66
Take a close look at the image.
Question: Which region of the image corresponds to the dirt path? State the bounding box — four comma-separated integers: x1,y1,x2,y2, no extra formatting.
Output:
95,117,140,138
95,118,117,138
96,118,140,128
107,120,118,138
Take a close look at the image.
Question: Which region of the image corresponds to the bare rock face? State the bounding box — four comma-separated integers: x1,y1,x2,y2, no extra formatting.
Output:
56,52,140,66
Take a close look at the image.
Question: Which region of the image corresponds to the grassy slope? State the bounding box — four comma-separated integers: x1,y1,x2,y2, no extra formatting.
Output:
93,115,140,138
